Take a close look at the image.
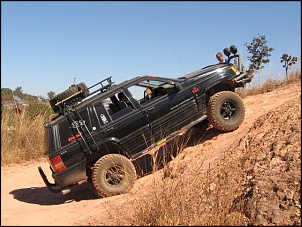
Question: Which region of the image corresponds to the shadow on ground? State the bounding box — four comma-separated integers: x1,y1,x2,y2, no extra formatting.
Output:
9,182,100,205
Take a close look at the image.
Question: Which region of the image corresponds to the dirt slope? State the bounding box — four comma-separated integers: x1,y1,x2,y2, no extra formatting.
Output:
1,82,301,226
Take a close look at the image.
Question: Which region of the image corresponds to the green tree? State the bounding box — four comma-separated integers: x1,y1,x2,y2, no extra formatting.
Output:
244,34,274,77
47,91,56,99
280,54,298,78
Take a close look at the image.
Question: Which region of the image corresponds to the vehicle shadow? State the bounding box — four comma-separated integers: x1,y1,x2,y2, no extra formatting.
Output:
133,120,224,177
9,182,100,205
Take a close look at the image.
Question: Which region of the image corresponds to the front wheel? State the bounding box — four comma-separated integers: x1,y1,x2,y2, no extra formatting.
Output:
92,154,137,197
207,91,245,132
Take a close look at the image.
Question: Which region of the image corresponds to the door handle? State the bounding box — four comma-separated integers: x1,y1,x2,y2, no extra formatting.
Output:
105,127,113,133
145,106,154,112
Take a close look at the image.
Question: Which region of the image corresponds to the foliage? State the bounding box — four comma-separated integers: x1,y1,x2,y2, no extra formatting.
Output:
47,91,56,99
14,86,23,98
1,88,14,103
281,54,298,77
22,93,39,102
23,103,54,121
244,33,274,77
2,87,44,104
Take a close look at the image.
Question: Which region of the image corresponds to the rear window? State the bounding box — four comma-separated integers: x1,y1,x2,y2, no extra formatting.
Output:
44,122,52,155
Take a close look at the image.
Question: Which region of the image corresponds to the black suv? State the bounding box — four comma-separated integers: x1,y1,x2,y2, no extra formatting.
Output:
38,45,251,197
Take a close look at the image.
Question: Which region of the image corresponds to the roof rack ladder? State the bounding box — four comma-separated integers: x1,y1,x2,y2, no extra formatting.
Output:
66,108,99,156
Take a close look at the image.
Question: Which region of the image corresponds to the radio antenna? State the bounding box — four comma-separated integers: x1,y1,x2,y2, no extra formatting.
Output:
170,43,186,74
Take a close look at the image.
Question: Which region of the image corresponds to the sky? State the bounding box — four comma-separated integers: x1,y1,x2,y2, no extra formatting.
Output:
1,1,301,98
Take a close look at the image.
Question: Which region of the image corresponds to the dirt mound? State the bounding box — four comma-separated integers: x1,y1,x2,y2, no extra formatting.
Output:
206,96,301,225
151,95,301,226
235,96,301,225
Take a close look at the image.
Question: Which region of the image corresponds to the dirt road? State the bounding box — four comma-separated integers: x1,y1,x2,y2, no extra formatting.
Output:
1,82,301,226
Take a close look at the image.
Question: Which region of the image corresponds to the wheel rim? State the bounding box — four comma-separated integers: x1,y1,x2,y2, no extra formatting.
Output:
220,101,237,120
105,165,125,186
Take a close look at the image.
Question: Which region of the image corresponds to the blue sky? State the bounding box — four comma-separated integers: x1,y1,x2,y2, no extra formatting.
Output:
1,1,301,97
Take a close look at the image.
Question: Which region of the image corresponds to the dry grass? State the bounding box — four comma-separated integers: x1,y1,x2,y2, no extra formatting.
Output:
124,143,249,226
236,70,301,98
1,104,53,165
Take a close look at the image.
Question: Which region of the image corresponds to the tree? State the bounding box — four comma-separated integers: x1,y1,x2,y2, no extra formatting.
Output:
244,34,274,77
47,91,56,99
280,54,298,78
14,86,23,98
1,88,14,103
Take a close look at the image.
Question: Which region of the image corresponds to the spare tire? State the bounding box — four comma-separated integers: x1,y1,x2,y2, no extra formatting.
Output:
49,82,89,113
77,82,90,97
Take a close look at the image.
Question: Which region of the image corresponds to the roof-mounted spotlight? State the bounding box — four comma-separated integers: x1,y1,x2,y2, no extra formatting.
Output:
223,48,231,57
230,45,237,54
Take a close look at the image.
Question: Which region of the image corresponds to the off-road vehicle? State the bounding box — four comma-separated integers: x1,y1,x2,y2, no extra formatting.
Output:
38,45,252,197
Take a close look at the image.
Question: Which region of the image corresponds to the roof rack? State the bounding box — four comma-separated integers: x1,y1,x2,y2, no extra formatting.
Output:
52,76,115,115
86,76,114,97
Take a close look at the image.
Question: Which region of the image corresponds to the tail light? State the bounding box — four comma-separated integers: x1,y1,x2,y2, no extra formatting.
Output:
50,155,66,173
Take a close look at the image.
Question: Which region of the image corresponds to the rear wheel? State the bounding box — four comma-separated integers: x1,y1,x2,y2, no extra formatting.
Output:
207,91,245,132
92,154,137,197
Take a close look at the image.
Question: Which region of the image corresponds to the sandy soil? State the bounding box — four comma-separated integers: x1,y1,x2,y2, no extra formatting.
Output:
1,82,301,226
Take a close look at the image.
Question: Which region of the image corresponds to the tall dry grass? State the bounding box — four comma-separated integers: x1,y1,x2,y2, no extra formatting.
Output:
1,104,53,165
236,70,301,98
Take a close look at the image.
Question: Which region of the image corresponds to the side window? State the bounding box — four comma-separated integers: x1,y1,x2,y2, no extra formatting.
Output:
127,79,172,105
57,120,73,148
102,97,118,116
93,101,110,126
127,85,146,104
101,92,134,121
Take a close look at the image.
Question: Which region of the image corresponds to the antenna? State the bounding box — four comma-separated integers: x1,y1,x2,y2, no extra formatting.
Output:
73,77,76,85
170,43,186,74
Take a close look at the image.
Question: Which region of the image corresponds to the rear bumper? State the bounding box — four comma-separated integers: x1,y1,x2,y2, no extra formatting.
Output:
38,159,87,195
38,166,63,193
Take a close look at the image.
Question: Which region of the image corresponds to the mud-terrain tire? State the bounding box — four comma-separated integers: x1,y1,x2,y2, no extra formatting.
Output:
92,154,137,197
207,91,245,132
49,82,89,113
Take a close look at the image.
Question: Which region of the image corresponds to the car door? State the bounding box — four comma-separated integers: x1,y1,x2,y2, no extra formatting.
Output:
127,78,200,145
91,91,151,158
